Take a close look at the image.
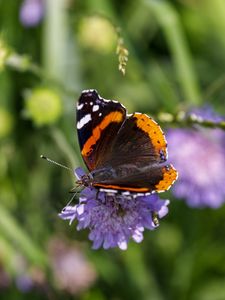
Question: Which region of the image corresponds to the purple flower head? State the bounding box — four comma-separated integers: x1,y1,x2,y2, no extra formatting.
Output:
59,168,170,250
189,105,224,123
48,237,97,294
16,275,34,293
167,107,225,208
20,0,44,27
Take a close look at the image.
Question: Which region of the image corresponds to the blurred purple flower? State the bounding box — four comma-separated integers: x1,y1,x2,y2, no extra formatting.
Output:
20,0,44,27
167,107,225,208
0,265,11,289
15,275,34,293
190,105,224,123
59,168,170,250
48,237,97,294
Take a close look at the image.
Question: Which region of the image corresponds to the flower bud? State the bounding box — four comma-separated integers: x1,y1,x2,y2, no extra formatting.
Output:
78,16,116,53
24,88,62,126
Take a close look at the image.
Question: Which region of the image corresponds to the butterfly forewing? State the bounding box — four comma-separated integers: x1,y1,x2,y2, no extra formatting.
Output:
76,90,126,171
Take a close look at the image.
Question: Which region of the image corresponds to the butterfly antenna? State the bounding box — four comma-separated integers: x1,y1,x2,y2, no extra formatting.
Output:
40,155,73,172
66,190,79,207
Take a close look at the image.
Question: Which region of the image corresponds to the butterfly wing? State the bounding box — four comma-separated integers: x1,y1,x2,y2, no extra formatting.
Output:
93,164,177,193
97,113,168,167
93,113,178,193
76,90,126,171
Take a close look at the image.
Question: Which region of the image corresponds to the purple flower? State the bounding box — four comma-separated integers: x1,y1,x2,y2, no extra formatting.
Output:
59,169,170,250
190,105,224,123
0,265,10,289
48,237,97,294
167,107,225,208
16,275,34,293
20,0,44,27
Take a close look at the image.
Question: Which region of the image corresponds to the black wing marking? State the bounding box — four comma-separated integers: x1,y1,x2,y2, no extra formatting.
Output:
76,89,126,171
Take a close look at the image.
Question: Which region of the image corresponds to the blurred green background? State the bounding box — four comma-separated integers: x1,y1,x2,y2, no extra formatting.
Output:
1,0,225,299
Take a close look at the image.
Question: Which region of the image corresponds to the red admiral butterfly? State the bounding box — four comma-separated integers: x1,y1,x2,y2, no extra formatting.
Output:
76,89,178,194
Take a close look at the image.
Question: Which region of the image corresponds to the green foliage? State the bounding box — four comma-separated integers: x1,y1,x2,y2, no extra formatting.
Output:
0,0,225,299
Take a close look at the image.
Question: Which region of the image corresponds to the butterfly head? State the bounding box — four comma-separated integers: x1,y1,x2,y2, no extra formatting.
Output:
76,173,93,188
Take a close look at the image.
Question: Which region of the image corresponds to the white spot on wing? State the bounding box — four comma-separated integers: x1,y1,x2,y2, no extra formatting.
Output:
122,191,130,196
99,188,118,194
77,103,84,110
93,105,99,112
77,114,92,129
82,89,95,93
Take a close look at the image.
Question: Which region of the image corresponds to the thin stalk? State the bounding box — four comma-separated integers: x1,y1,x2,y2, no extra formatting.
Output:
157,111,225,130
50,128,79,183
121,244,164,300
145,0,202,105
0,204,47,268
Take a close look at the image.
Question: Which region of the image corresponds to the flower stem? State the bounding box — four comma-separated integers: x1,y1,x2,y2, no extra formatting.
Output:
6,53,78,97
145,0,202,106
157,111,225,130
50,128,79,183
121,244,164,300
0,204,47,268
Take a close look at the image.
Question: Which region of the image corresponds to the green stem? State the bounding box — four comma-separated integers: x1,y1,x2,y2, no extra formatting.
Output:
157,111,225,130
43,0,66,81
204,73,225,100
50,128,79,182
0,235,16,274
121,244,164,300
43,0,82,92
0,204,47,268
145,0,201,105
6,53,79,97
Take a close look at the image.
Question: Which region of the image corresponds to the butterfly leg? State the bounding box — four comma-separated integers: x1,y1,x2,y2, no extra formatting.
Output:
95,189,100,200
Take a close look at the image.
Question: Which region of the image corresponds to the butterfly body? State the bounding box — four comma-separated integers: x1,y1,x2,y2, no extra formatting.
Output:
76,89,178,194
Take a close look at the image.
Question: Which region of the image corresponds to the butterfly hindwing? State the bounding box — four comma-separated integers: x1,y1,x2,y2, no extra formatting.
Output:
93,164,177,193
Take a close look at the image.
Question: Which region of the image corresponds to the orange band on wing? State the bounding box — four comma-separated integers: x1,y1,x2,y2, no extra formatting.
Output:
155,165,178,192
81,111,124,157
93,183,150,192
134,113,167,159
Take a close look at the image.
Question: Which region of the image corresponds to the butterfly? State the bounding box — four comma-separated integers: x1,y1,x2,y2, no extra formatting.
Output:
76,89,178,195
